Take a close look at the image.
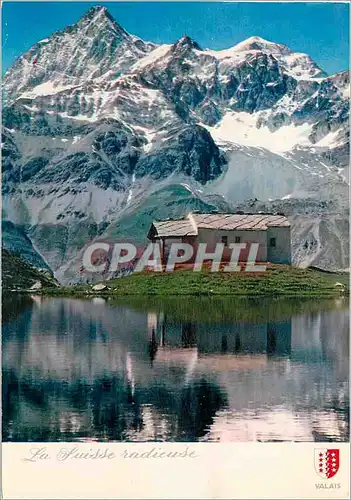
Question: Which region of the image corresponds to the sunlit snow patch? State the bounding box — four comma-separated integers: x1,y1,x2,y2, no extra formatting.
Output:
18,82,76,99
203,111,314,154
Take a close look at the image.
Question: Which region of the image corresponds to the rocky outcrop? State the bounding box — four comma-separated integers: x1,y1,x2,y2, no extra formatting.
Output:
2,249,59,290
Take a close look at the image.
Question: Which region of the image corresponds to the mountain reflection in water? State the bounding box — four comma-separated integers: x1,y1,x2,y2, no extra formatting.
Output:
2,295,349,442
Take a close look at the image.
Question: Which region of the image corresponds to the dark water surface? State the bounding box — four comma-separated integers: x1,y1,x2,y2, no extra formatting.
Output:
2,294,349,442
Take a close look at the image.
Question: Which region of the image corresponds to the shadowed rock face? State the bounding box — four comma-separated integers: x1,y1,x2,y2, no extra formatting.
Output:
2,6,349,282
135,126,226,183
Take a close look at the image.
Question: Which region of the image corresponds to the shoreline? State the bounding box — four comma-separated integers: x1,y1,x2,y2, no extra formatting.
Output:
4,265,349,298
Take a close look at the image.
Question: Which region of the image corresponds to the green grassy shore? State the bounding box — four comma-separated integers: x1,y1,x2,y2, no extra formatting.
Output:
37,265,349,298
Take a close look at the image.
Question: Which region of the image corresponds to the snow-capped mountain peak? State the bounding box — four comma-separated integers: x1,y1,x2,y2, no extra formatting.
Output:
75,4,129,39
230,35,291,55
204,36,325,81
3,5,155,102
79,5,110,20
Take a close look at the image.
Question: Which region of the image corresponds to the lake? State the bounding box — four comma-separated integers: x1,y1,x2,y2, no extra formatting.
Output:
2,294,349,442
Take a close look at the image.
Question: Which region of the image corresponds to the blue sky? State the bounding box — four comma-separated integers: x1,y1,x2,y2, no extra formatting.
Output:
2,2,349,75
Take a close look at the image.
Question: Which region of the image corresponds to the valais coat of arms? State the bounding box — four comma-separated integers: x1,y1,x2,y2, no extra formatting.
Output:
314,449,340,479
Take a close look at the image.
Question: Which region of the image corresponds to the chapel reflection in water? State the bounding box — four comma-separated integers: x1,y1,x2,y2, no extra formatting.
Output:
2,295,349,442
